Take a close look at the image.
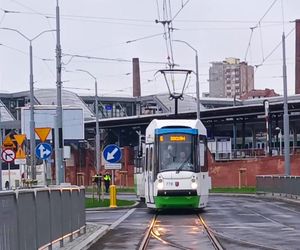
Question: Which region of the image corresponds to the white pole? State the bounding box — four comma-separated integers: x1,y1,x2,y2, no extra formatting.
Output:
279,131,282,156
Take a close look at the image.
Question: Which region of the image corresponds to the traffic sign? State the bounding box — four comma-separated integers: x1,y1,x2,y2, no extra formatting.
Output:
15,147,26,159
35,127,51,142
103,144,122,163
14,134,26,146
104,163,122,170
2,135,15,148
15,158,26,165
105,105,112,111
35,143,52,160
1,149,16,163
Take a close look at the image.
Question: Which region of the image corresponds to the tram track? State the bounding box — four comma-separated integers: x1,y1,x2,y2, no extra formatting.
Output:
139,211,224,250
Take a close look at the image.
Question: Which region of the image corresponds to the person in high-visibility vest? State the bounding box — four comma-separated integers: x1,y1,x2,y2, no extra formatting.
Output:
103,171,111,193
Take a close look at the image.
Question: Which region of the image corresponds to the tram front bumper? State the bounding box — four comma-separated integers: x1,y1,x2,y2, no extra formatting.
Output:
154,195,200,208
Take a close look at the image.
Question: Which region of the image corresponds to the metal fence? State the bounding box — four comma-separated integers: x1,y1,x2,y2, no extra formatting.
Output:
0,186,86,250
256,175,300,196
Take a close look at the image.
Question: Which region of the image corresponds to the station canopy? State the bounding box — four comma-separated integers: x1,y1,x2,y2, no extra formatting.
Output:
34,89,95,121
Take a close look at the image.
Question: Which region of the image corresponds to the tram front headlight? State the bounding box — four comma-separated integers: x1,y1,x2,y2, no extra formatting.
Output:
157,178,164,190
191,177,198,189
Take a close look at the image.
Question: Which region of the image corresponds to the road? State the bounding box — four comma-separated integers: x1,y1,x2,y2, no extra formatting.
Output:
86,195,300,249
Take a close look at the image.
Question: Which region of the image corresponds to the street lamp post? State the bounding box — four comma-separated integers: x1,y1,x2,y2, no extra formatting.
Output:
173,40,200,120
0,27,55,180
76,70,101,173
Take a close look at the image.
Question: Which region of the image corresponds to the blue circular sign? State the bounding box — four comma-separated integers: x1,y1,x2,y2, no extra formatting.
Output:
103,144,122,163
35,143,52,160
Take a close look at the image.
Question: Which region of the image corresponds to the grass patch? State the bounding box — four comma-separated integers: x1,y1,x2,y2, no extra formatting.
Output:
85,186,135,193
85,198,136,208
210,187,256,194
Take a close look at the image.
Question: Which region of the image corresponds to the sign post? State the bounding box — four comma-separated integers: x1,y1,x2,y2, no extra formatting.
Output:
103,144,122,208
1,148,16,189
35,127,52,185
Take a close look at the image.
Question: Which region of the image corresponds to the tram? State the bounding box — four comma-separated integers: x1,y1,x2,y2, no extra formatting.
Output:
136,119,211,209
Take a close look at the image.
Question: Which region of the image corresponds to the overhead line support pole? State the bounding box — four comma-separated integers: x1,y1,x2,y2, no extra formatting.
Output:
282,32,290,175
55,0,64,184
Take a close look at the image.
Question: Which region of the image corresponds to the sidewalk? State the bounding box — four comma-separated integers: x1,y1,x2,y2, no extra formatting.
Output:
53,223,108,250
51,193,139,250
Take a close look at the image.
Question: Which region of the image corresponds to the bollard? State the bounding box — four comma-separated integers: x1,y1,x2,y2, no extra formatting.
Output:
109,185,117,208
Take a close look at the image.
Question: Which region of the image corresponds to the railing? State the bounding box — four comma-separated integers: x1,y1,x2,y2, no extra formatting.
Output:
232,148,266,159
256,175,300,196
0,186,86,250
214,146,300,161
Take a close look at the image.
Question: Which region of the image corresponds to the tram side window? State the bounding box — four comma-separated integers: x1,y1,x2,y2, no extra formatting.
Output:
199,136,208,172
145,148,149,171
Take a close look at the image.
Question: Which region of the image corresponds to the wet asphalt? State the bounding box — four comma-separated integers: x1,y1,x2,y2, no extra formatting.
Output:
86,194,300,250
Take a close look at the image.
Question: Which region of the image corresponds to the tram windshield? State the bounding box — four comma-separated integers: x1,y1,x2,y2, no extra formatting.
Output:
158,133,196,172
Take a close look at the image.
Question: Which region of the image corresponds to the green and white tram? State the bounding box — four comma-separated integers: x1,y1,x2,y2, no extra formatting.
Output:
136,119,211,209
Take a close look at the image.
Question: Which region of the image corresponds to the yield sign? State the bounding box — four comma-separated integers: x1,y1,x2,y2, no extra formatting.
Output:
14,134,26,146
35,127,51,142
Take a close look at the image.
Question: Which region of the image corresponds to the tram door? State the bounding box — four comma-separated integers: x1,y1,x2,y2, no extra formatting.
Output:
145,145,154,204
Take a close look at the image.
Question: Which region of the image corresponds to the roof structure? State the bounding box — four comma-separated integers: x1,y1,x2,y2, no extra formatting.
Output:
0,99,15,122
153,93,206,113
34,89,95,121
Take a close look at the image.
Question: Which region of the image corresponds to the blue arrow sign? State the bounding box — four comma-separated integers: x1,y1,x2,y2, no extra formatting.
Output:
103,144,122,163
35,143,52,160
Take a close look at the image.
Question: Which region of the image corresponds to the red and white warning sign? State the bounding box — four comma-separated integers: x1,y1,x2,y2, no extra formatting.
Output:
1,148,16,163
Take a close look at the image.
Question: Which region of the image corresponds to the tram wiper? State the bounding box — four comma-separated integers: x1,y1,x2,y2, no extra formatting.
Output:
176,155,191,173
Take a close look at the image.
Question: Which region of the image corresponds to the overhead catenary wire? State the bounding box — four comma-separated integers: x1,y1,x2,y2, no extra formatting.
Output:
0,11,6,25
62,53,169,66
258,22,265,61
255,27,295,71
244,0,278,61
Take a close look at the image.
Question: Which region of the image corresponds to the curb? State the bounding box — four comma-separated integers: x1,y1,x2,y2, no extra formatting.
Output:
73,224,109,250
78,208,136,250
255,193,300,204
210,193,256,197
210,192,300,205
85,201,141,212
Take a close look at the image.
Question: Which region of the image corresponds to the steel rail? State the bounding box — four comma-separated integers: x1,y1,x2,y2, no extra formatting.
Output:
198,216,224,250
139,213,157,250
199,215,280,250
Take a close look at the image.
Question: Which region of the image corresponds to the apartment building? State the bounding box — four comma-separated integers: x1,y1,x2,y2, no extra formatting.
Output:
209,58,254,98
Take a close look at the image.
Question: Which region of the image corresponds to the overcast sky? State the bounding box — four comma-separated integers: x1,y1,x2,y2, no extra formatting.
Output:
0,0,299,97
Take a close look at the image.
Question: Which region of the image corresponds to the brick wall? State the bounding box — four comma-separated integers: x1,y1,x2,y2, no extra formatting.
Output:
208,152,300,187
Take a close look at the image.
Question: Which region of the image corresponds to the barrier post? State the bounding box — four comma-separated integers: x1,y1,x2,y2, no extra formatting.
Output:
238,168,246,189
109,185,117,208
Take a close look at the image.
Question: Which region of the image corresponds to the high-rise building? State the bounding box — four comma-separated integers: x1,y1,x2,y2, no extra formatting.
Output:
209,58,254,98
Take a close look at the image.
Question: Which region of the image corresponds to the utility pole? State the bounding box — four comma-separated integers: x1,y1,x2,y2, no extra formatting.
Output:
29,41,36,179
282,32,290,175
0,27,54,181
76,69,100,173
55,0,64,184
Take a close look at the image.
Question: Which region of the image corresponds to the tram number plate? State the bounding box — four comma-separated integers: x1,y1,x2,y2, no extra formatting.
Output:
166,181,174,187
166,181,180,187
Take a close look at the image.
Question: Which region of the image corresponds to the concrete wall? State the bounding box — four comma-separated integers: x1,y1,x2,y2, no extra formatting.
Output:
208,152,300,187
